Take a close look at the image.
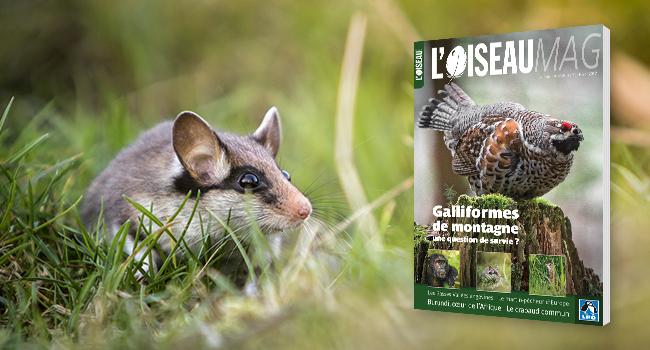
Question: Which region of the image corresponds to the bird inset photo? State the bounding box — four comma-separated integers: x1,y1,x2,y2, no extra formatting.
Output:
529,255,567,297
476,252,511,293
426,250,460,289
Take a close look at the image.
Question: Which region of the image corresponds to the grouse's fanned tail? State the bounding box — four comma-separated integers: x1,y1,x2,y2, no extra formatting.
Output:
416,82,584,201
446,82,476,107
417,83,475,132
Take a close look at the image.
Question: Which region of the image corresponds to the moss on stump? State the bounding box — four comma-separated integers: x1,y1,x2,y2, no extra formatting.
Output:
414,194,602,296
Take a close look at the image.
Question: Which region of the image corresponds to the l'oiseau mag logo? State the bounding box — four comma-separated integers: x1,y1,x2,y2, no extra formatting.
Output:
414,42,424,88
414,31,603,88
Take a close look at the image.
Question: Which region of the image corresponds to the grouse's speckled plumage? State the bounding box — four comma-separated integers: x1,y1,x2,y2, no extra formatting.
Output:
418,83,583,201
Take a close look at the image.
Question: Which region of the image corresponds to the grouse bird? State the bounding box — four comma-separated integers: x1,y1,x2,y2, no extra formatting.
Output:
418,83,583,201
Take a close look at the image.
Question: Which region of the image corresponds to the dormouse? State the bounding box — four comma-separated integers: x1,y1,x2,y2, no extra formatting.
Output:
82,107,312,279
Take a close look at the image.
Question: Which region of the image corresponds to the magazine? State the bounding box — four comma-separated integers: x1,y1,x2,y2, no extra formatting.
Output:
413,25,609,325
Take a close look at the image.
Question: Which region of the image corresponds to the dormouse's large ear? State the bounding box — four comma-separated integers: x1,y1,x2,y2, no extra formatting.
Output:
252,107,281,157
173,111,229,183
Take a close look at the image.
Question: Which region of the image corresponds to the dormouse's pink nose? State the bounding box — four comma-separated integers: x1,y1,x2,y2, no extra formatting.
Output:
296,198,312,220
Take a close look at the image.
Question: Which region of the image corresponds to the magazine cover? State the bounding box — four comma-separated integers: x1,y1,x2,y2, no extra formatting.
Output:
413,25,609,325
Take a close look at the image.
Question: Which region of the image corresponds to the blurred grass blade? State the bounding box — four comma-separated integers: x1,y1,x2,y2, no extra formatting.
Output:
0,177,17,230
333,176,413,234
7,133,50,163
0,97,13,134
334,12,379,236
372,0,422,53
611,181,636,203
30,154,81,184
612,163,649,194
335,12,369,212
620,146,647,178
28,181,35,228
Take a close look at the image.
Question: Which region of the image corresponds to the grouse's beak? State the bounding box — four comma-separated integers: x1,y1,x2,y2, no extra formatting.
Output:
571,128,584,141
570,134,584,142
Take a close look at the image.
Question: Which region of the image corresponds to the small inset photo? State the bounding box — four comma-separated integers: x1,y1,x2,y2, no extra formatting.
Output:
426,250,460,289
476,252,511,293
529,255,567,297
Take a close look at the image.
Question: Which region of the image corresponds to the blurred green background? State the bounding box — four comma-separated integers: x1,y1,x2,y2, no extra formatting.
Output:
1,0,650,348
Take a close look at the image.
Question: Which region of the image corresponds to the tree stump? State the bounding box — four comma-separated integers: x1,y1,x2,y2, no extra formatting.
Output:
414,194,602,296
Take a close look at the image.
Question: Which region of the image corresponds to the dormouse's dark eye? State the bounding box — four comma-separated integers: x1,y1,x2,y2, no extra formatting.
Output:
239,173,260,189
282,170,291,181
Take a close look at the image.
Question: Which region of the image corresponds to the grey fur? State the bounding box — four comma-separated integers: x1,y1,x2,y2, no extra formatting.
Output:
82,107,312,278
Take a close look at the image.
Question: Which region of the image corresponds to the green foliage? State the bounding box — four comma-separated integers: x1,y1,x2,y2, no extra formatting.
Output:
1,100,87,341
413,223,430,245
476,252,511,293
528,197,555,208
528,255,567,297
443,185,457,207
0,5,413,344
1,0,650,347
0,90,409,347
457,193,518,213
612,146,650,204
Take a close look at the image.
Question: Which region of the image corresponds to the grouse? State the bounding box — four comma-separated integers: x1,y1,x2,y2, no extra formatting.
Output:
418,83,583,201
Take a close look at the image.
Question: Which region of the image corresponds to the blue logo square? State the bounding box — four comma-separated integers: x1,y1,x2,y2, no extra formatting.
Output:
578,299,599,322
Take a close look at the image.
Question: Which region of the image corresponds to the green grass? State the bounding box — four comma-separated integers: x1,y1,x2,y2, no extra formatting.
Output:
0,13,412,347
2,0,650,348
0,89,401,349
529,255,567,297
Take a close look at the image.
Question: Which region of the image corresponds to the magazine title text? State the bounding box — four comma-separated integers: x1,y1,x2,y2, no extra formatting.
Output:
431,33,601,79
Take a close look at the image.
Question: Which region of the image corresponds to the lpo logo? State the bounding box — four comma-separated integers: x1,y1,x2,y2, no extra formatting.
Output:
578,299,599,322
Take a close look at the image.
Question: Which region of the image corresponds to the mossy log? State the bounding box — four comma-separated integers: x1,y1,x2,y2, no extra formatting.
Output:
414,194,602,296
